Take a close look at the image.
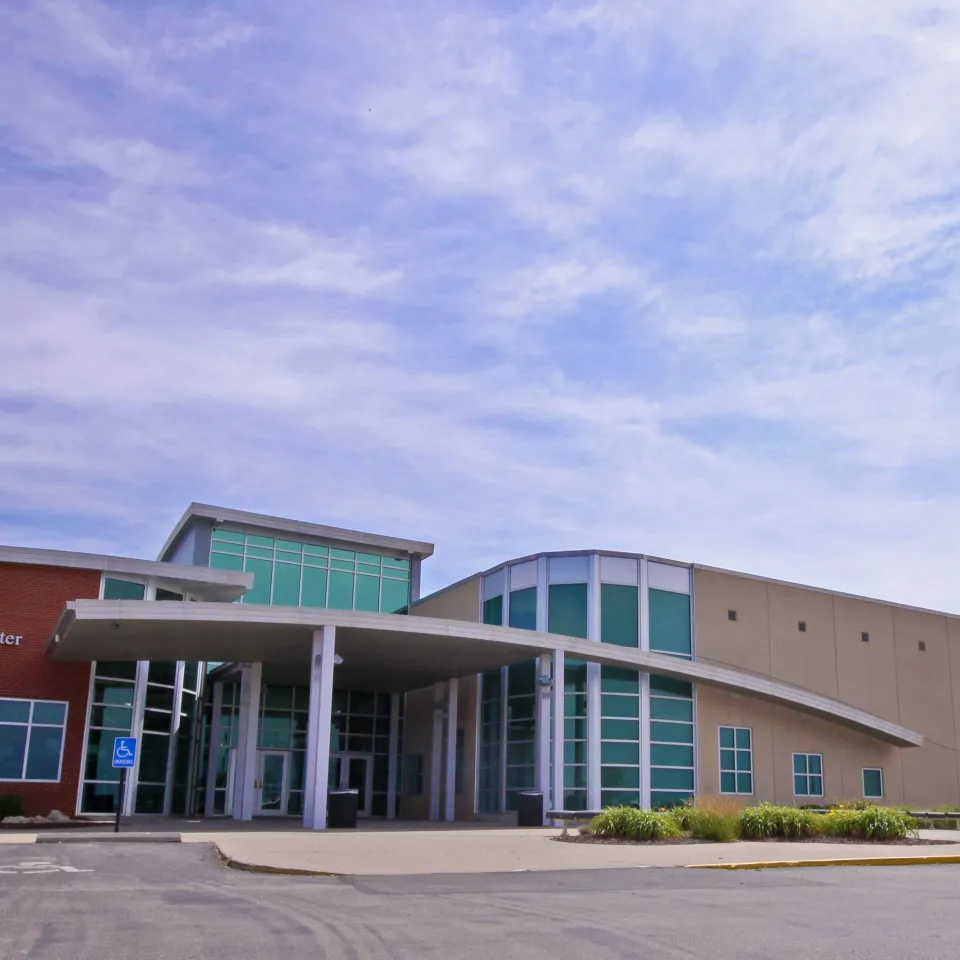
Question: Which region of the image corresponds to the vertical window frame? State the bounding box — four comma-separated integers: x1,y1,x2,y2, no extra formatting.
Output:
718,726,753,795
792,752,824,797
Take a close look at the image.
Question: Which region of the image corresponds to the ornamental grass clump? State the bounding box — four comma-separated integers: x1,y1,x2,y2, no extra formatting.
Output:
590,806,682,841
676,796,741,843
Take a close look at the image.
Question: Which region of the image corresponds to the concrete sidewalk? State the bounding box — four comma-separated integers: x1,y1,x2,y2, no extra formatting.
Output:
188,827,960,875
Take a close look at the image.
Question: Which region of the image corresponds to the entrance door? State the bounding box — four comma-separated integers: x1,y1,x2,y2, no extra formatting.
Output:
256,751,288,815
330,753,373,817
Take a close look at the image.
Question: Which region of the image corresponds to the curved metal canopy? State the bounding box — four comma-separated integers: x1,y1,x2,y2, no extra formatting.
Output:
48,601,923,748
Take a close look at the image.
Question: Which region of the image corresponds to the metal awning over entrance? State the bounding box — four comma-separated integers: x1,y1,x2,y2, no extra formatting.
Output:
47,601,924,747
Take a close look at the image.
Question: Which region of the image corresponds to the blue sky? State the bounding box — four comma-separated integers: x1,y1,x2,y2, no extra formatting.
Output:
2,1,960,608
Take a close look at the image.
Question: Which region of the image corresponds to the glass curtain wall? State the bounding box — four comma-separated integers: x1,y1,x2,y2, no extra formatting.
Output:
80,661,137,813
208,528,411,613
649,676,695,807
548,583,588,811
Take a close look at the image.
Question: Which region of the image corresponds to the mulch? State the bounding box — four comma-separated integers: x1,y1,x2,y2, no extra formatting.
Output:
555,834,957,846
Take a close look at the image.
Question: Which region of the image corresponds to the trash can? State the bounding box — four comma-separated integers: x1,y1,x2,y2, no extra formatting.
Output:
327,789,359,828
516,791,544,827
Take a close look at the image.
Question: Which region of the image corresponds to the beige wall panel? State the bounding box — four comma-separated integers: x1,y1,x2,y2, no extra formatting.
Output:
454,675,479,821
695,686,775,802
838,743,904,804
693,569,771,675
413,577,482,623
901,741,960,808
949,620,960,757
399,686,434,821
834,596,900,724
892,608,956,750
767,584,838,698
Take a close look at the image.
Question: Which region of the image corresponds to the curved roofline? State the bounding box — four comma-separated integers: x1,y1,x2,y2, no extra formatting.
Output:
49,602,922,748
158,503,435,562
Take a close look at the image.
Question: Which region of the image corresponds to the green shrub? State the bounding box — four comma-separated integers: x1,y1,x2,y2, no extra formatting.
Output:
590,806,682,841
737,804,822,839
0,794,24,819
823,806,916,840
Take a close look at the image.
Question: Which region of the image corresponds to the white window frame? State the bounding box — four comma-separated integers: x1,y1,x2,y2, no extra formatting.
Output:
862,767,884,800
792,752,824,798
0,697,69,783
718,726,753,795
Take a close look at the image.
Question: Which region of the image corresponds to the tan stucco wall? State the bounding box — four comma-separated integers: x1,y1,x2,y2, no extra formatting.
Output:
398,676,479,822
694,567,960,807
412,576,482,623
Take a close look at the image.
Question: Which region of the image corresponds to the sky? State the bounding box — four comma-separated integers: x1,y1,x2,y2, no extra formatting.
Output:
2,1,960,608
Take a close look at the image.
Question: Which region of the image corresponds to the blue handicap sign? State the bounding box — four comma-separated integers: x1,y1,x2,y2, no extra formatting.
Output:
112,737,137,769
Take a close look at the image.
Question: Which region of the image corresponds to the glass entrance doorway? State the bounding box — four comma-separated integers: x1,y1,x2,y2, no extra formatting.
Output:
329,754,373,816
256,751,289,815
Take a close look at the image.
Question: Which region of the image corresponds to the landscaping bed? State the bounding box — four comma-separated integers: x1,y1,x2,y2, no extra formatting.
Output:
560,799,956,845
557,833,955,846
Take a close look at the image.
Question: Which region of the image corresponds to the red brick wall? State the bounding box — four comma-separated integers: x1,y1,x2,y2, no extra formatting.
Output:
0,563,101,816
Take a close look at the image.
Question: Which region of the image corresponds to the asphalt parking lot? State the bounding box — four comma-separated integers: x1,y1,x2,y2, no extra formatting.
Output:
1,842,959,959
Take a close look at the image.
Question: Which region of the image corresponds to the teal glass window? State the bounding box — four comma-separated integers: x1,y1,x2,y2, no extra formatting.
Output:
355,575,381,612
649,589,692,657
601,719,639,740
600,584,638,646
102,578,146,600
650,767,695,791
328,571,355,609
0,698,68,781
483,596,504,626
210,552,244,572
601,765,640,788
651,744,694,767
509,588,537,630
301,567,328,608
793,753,823,797
243,557,273,604
719,726,752,794
380,578,409,614
650,721,693,744
649,697,693,722
600,666,639,694
650,676,692,698
601,741,639,765
548,583,588,639
212,528,245,543
862,767,883,799
600,694,638,718
272,563,302,607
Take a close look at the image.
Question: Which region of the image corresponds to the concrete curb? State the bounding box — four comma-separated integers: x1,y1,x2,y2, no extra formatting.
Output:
36,832,182,844
687,855,960,870
213,844,340,878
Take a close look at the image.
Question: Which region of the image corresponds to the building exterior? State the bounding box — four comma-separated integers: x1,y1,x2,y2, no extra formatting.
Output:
2,502,958,825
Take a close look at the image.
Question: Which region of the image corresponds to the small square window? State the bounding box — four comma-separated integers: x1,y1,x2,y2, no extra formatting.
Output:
728,610,737,622
798,621,807,633
861,632,869,643
918,640,926,652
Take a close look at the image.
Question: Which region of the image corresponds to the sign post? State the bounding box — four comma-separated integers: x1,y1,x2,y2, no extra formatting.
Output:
112,737,137,834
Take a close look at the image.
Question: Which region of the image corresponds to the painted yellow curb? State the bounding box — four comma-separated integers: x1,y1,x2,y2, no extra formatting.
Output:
687,854,960,870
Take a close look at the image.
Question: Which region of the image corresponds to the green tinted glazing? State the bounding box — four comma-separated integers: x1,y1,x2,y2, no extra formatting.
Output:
719,727,735,749
328,571,354,609
355,575,380,612
649,698,693,722
210,552,243,572
509,588,537,630
211,539,243,555
601,741,639,765
600,695,638,718
330,559,355,571
272,562,301,606
863,768,883,798
303,544,329,557
601,766,639,789
301,567,328,608
483,595,504,626
651,767,695,791
243,557,273,604
650,721,693,744
651,744,694,767
649,589,692,656
649,676,692,698
102,579,146,600
735,728,751,750
600,666,639,694
276,540,303,552
548,583,588,639
380,578,409,614
212,528,245,543
600,583,639,646
602,790,640,807
246,534,274,548
601,719,639,740
650,791,690,809
720,771,736,793
332,548,355,560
